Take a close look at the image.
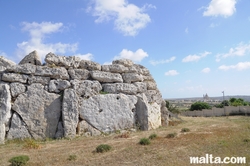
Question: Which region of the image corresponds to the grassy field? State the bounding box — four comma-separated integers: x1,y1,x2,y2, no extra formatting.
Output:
1,116,250,166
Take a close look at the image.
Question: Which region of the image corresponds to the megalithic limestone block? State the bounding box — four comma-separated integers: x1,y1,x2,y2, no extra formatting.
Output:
12,83,61,139
62,88,79,138
0,83,11,144
19,50,42,65
79,94,137,133
6,112,31,140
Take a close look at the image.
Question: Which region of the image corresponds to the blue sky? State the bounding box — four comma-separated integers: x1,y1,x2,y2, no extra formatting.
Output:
1,0,250,98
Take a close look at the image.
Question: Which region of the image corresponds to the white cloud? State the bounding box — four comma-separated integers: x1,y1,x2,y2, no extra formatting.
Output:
203,0,237,17
216,43,250,62
74,53,93,60
182,51,211,62
201,67,211,73
185,27,189,34
149,56,176,66
219,62,250,71
114,48,148,62
17,22,78,61
165,70,179,76
88,0,154,36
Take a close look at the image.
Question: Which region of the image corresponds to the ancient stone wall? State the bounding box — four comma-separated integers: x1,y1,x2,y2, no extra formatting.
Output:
0,50,169,143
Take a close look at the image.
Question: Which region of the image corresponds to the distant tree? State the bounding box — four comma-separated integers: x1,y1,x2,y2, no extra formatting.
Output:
229,98,249,106
190,102,211,111
214,100,229,108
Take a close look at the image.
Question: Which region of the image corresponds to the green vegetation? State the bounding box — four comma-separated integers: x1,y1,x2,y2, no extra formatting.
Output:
229,98,250,106
23,139,41,149
149,133,157,140
9,155,29,166
99,91,109,95
96,144,112,153
190,101,211,111
67,155,77,161
166,132,177,138
181,128,190,132
139,138,151,145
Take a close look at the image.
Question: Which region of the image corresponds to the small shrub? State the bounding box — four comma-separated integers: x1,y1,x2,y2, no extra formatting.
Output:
96,144,112,153
243,138,250,143
139,138,151,145
9,155,29,166
68,155,77,161
23,139,40,149
181,128,190,132
166,132,177,138
149,134,157,140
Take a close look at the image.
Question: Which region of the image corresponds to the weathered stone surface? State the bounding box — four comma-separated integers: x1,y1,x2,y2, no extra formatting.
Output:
68,68,89,80
10,82,26,98
133,64,150,75
55,121,64,139
45,52,81,69
62,89,79,138
122,73,143,83
102,83,138,95
49,79,71,93
148,94,162,105
79,94,137,133
79,60,101,70
35,65,69,79
144,81,157,90
0,66,6,80
112,59,134,67
142,75,154,81
0,83,11,143
136,93,161,130
145,90,163,105
133,82,147,93
78,120,101,136
0,56,16,67
0,124,5,144
6,113,31,140
90,71,123,83
6,64,36,74
19,50,42,65
28,76,50,85
101,64,129,73
71,80,102,98
12,83,61,139
161,100,169,126
2,73,28,83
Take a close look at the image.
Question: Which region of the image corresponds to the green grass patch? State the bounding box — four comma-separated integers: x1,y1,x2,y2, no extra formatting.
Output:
149,134,157,140
96,144,112,153
139,138,151,145
181,128,190,132
9,155,29,166
166,132,177,138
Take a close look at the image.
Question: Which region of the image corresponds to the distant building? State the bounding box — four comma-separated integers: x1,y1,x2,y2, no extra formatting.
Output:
203,93,209,101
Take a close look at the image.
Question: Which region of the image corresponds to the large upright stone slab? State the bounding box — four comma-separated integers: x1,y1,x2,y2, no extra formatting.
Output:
6,112,31,140
136,93,161,130
0,83,11,143
62,89,79,138
79,94,137,133
19,50,42,65
12,83,61,139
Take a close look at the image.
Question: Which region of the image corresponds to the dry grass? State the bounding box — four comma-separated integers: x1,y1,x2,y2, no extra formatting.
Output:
1,116,250,166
